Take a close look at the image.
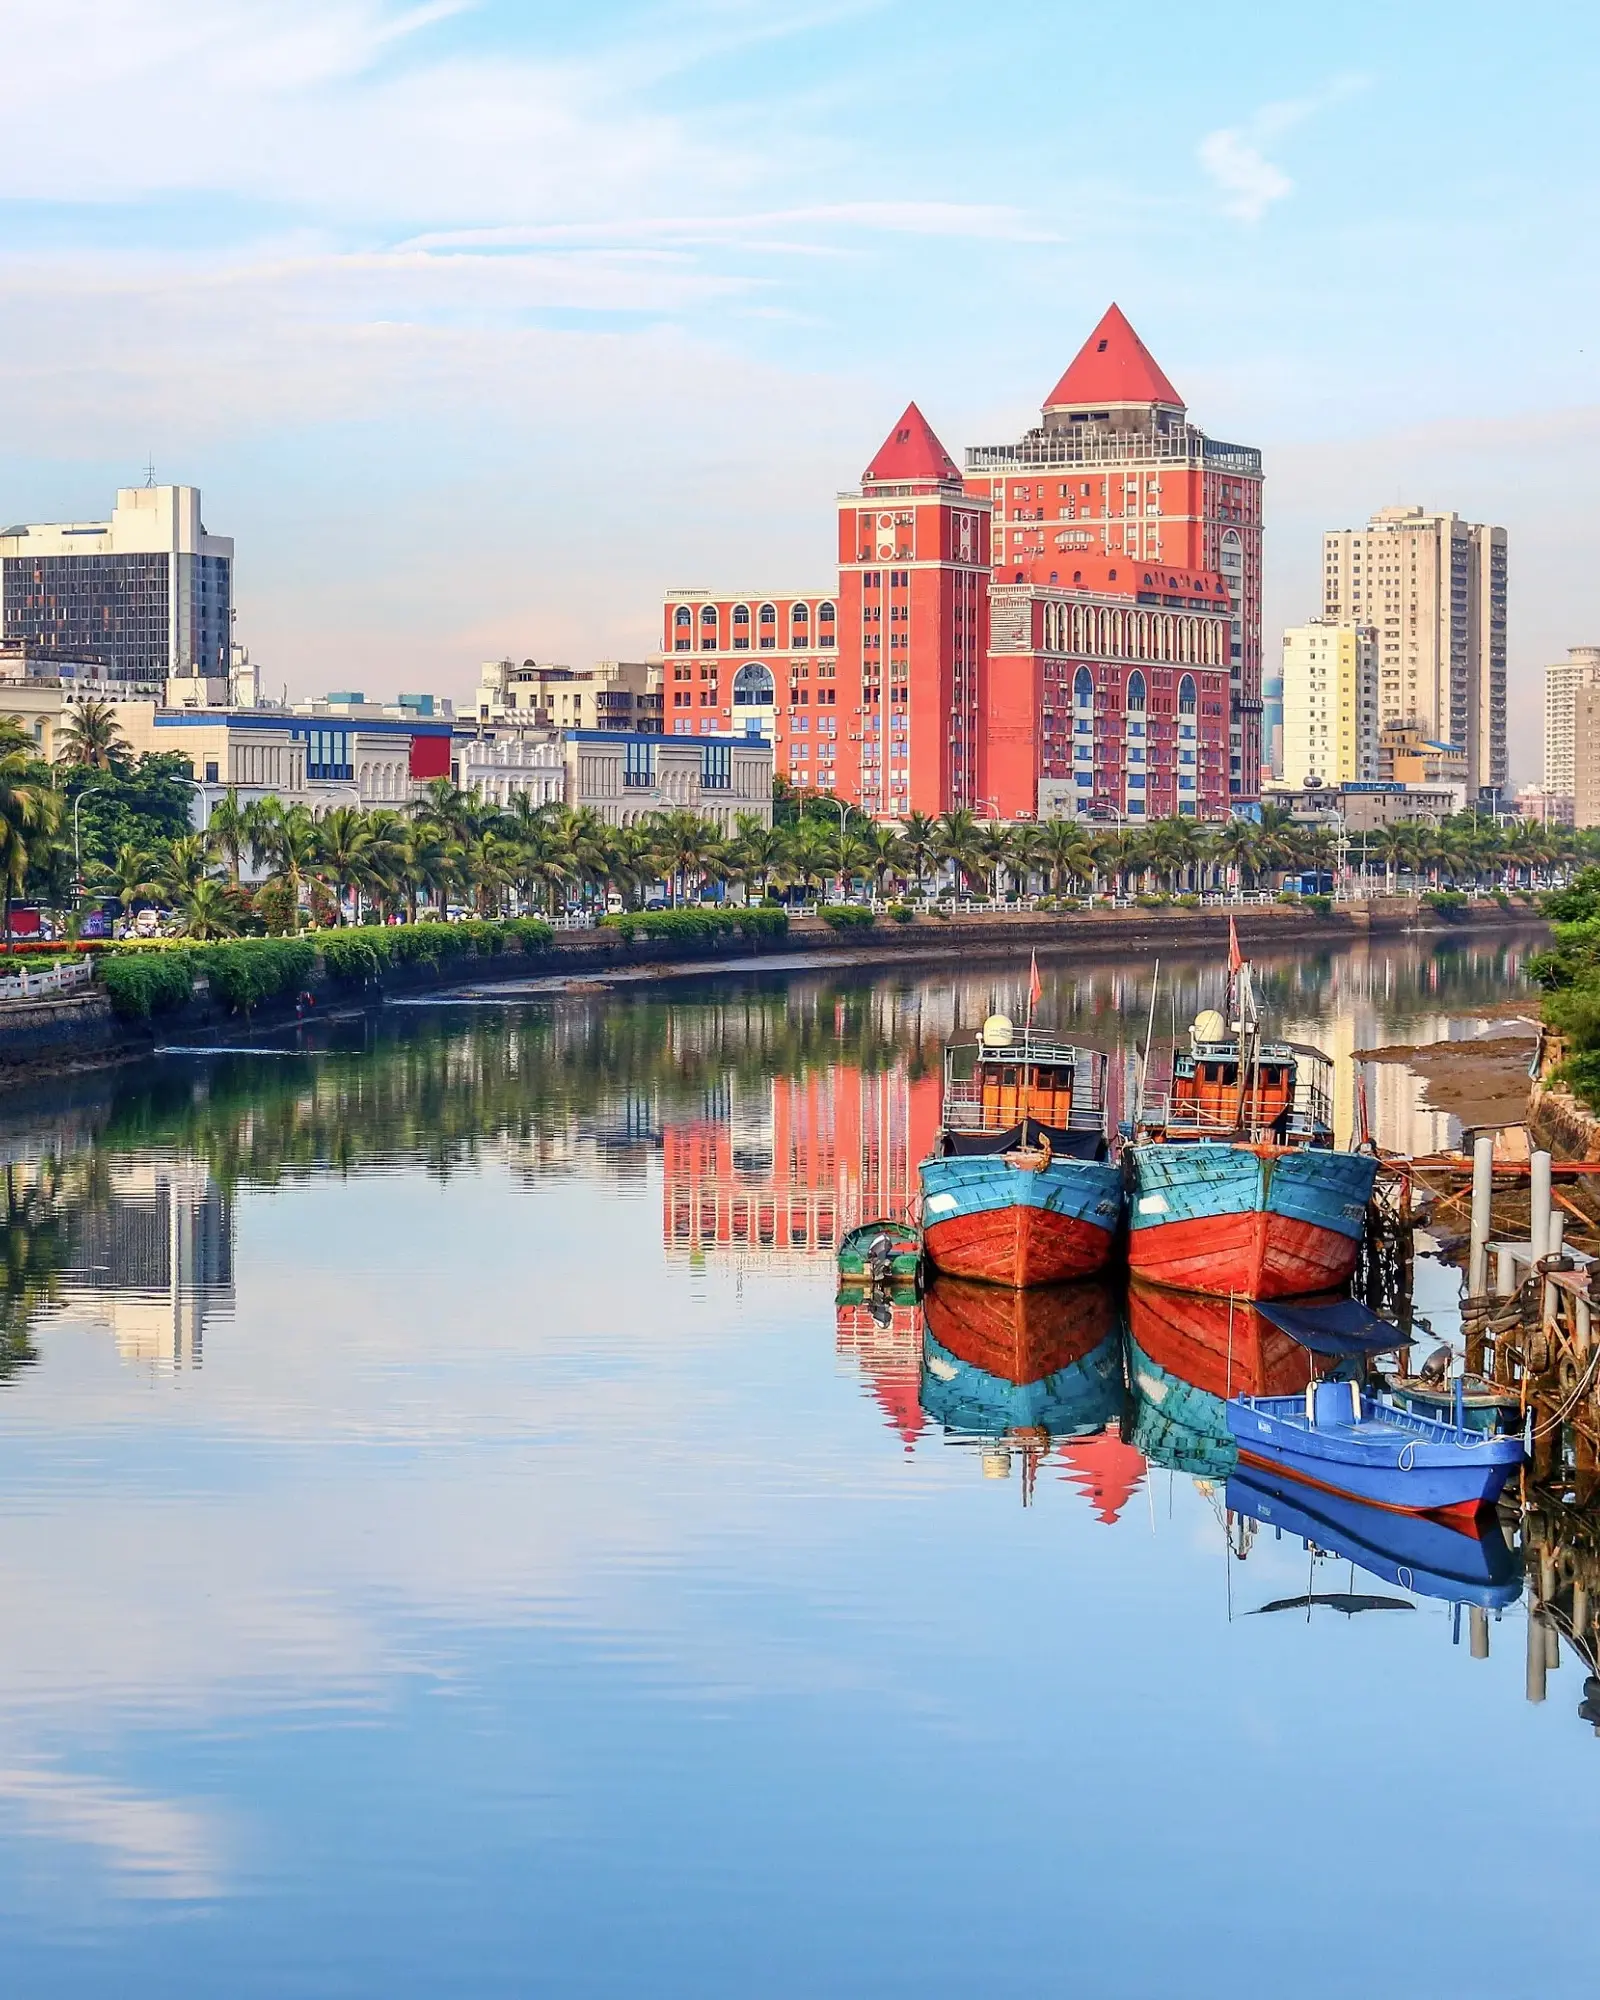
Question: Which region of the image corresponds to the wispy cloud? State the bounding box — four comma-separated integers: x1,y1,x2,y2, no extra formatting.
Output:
1198,74,1369,223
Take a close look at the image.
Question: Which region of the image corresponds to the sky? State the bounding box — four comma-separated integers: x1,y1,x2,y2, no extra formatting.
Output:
0,0,1596,784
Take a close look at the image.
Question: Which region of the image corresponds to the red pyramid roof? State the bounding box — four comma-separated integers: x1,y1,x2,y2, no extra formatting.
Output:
863,402,960,485
1056,1429,1147,1524
1044,304,1184,413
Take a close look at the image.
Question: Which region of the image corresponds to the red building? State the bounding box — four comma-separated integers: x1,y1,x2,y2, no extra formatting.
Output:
966,304,1264,807
661,303,1262,817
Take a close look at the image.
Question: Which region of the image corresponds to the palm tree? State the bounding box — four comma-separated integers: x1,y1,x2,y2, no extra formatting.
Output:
153,833,210,907
1213,819,1262,894
935,809,984,896
177,877,245,941
258,806,319,933
862,822,906,901
56,700,131,773
1039,819,1096,896
897,812,940,897
727,816,786,905
0,729,59,945
781,822,832,904
314,806,377,924
655,809,715,908
205,788,251,887
94,843,161,919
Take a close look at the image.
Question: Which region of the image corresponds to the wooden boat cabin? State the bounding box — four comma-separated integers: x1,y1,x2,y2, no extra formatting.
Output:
937,1015,1110,1160
1157,1011,1334,1148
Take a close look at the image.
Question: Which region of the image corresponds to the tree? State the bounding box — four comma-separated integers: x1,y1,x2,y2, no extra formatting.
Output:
898,812,940,896
153,833,211,907
177,877,246,941
935,810,984,895
314,806,378,924
256,806,320,933
205,789,251,887
65,754,195,881
94,843,161,918
862,822,906,900
0,731,61,943
55,699,132,773
1039,819,1096,896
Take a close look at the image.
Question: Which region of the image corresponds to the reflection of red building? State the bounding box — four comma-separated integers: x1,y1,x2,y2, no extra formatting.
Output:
662,1065,943,1267
1057,1433,1148,1523
836,1298,924,1451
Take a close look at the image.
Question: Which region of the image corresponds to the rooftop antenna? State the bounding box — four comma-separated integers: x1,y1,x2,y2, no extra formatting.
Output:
144,459,156,488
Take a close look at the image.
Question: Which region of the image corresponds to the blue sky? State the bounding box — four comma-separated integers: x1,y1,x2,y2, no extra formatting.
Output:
0,0,1596,780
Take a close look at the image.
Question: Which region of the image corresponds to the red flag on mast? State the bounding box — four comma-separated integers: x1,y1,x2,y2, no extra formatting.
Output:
1227,916,1243,974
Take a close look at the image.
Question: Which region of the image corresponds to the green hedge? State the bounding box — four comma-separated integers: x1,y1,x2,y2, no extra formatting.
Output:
819,905,875,931
315,919,557,984
601,908,788,946
887,903,915,924
100,950,196,1020
201,938,318,1013
1420,889,1468,920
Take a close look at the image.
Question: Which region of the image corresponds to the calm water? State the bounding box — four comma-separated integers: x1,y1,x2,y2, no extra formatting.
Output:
0,935,1591,1998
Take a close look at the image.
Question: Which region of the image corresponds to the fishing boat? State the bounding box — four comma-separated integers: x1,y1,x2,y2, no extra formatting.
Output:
920,1275,1124,1445
918,975,1122,1288
1127,925,1380,1299
835,1220,923,1285
1226,1465,1522,1611
1383,1369,1521,1436
1226,1381,1524,1520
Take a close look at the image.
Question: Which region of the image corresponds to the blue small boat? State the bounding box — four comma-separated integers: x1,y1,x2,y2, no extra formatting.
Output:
1226,1381,1523,1520
1226,1465,1522,1611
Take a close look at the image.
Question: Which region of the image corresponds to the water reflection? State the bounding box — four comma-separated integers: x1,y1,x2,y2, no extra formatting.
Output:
0,931,1596,1993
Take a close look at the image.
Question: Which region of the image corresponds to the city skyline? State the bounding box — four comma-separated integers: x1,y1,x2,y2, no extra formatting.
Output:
1,2,1596,785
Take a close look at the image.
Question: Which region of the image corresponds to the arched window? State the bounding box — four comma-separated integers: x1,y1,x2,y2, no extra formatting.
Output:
732,604,750,626
818,602,835,622
732,663,776,707
1179,674,1196,714
758,603,775,625
1074,667,1093,707
674,606,692,628
1127,671,1147,712
700,605,717,626
791,603,809,622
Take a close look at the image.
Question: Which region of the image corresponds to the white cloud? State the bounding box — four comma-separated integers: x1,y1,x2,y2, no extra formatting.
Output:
1198,74,1369,224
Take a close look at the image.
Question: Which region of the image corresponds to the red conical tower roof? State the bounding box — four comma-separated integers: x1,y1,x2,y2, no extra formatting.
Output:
862,402,960,486
1044,304,1184,414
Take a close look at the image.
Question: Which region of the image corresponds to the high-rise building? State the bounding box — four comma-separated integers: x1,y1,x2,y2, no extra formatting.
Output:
1320,506,1507,800
1542,645,1600,801
965,305,1265,801
836,405,991,816
1279,621,1378,788
1573,686,1600,831
0,485,232,691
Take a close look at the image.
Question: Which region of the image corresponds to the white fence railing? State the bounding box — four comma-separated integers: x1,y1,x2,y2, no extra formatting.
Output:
0,958,95,1002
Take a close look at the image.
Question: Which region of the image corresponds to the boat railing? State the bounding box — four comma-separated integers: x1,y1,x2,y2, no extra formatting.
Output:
941,1039,1108,1134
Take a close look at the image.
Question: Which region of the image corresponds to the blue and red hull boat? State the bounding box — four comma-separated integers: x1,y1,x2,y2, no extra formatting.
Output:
1226,1382,1523,1521
1128,1141,1379,1300
921,1149,1123,1288
919,1011,1121,1288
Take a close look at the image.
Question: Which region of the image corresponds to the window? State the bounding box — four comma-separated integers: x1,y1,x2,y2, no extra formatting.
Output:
702,743,732,790
732,662,775,707
674,606,692,627
732,605,750,626
1074,667,1093,707
624,740,656,787
700,605,718,626
1127,672,1147,713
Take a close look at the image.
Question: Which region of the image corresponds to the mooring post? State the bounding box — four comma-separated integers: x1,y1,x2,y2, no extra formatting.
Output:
1470,1606,1489,1659
1495,1244,1516,1297
1530,1150,1553,1264
1526,1604,1548,1703
1469,1129,1494,1298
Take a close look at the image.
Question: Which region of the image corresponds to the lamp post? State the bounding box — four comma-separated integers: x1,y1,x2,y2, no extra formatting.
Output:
72,784,108,895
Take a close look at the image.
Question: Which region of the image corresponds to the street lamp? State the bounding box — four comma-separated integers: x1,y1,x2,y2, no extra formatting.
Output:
72,784,108,894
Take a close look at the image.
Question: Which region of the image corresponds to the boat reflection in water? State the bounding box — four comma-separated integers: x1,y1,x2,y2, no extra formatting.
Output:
1227,1465,1522,1613
920,1276,1136,1502
1125,1280,1317,1479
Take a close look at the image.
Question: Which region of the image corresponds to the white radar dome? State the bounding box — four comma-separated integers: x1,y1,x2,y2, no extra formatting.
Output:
1192,1009,1227,1044
981,1014,1015,1048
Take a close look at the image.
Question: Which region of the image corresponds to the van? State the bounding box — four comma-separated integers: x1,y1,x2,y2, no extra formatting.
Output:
605,892,625,916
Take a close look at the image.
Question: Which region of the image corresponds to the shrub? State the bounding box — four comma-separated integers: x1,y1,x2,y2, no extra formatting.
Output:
733,908,788,942
819,905,875,931
501,918,555,954
1420,889,1468,920
1136,894,1169,910
1302,894,1334,918
1172,894,1201,910
602,909,736,945
320,934,384,985
197,937,317,1013
887,902,915,924
100,950,196,1020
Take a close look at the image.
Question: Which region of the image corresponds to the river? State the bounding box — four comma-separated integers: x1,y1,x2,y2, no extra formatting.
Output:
0,930,1591,1998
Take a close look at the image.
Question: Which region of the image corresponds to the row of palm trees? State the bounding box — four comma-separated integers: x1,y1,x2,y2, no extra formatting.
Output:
76,792,1588,939
0,703,1584,937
